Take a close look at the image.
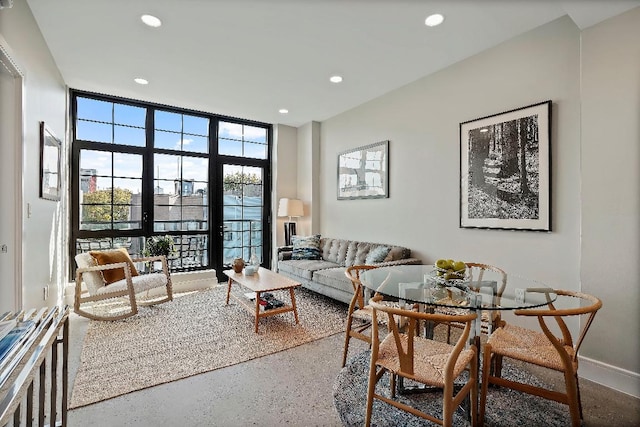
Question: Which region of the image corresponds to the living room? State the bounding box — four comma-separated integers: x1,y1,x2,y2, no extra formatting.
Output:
1,0,639,425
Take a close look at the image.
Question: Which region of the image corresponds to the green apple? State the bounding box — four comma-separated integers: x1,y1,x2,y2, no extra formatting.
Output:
435,259,449,270
453,261,466,272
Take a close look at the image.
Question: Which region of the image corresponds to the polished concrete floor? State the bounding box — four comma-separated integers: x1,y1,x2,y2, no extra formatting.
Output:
67,311,640,427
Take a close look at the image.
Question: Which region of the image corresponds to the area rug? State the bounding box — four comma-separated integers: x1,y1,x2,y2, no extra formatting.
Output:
334,350,571,426
70,286,347,408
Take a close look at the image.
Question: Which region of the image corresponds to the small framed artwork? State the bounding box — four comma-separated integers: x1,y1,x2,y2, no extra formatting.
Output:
460,100,551,231
338,140,389,200
40,122,62,201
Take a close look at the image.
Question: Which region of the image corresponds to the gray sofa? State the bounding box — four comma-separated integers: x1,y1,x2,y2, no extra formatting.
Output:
277,237,422,305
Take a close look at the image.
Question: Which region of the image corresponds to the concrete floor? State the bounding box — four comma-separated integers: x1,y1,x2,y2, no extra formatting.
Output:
66,312,640,427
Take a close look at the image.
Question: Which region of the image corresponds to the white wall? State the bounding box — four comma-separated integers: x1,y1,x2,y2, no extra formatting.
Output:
272,123,298,259
296,121,320,236
317,12,639,395
0,0,67,309
579,7,640,393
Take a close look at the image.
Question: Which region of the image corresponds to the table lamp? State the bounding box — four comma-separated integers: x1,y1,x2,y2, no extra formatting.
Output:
278,198,303,246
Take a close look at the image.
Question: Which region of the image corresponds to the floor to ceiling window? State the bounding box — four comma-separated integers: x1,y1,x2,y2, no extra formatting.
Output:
70,90,272,278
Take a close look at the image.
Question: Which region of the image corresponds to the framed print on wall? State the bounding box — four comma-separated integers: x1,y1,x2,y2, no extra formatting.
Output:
460,100,551,231
40,122,62,201
337,140,389,200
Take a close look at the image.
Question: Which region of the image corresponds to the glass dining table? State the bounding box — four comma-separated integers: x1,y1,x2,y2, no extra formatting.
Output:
359,264,557,422
360,264,557,342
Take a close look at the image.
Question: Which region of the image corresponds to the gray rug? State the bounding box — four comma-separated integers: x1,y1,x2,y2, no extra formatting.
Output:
70,286,346,408
334,350,571,426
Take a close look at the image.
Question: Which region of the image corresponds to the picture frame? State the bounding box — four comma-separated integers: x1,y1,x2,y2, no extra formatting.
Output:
337,140,389,200
460,100,551,231
40,122,62,201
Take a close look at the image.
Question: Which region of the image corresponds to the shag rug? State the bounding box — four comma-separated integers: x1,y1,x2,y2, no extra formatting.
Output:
334,350,571,426
70,286,346,408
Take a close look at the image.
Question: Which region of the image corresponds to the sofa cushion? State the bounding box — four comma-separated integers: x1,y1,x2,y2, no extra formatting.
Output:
384,246,411,262
278,259,340,281
323,238,350,265
365,246,391,264
354,242,374,265
89,248,139,284
292,234,321,260
313,267,354,294
344,241,359,266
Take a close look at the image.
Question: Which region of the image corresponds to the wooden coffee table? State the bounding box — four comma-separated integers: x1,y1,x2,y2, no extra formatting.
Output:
223,267,301,333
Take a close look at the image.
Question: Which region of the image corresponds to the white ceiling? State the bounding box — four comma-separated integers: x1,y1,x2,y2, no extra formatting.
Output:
26,0,639,127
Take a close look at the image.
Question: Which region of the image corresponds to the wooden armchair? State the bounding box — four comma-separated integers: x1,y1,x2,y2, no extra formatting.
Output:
365,294,478,427
440,263,507,343
479,289,602,427
342,265,378,367
74,248,173,321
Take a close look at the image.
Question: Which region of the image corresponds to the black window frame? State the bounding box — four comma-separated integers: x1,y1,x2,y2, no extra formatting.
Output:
69,89,273,279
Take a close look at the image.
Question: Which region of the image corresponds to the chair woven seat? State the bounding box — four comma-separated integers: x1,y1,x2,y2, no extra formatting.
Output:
488,323,576,372
479,289,602,427
365,294,478,427
377,333,475,388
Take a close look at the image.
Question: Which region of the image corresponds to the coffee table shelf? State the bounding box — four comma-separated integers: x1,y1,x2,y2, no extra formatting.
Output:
223,267,301,333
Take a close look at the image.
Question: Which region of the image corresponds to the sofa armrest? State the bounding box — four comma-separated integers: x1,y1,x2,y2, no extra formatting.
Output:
277,245,294,261
373,257,423,268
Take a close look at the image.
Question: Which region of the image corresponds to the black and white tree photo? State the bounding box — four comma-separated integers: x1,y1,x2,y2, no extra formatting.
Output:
460,101,551,231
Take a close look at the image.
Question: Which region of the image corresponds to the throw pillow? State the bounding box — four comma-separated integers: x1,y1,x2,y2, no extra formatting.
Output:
90,248,139,284
365,246,391,264
291,234,322,260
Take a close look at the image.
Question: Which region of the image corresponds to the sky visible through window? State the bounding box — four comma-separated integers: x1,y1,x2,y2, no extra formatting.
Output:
77,97,268,194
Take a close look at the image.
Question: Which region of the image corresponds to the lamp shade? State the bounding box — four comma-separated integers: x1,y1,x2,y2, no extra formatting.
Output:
277,198,304,217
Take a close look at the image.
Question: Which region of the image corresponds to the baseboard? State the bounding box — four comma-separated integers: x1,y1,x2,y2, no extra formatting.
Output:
579,355,640,398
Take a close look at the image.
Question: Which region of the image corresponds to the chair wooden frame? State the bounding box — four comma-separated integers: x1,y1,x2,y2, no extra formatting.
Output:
442,263,507,343
74,255,173,321
342,265,378,367
479,289,602,427
365,294,478,427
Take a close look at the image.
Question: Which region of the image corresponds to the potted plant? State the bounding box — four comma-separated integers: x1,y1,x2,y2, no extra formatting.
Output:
144,235,176,271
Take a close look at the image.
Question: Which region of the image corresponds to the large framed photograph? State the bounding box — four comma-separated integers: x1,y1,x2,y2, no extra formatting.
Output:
338,140,389,200
40,122,62,201
460,101,551,231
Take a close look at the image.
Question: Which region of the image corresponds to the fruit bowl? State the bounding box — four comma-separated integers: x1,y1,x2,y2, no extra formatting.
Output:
427,268,469,288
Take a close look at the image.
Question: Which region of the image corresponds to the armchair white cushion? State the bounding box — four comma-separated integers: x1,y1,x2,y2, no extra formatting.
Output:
74,251,173,321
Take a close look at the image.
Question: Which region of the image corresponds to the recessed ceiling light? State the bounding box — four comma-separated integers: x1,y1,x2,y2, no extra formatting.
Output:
329,75,343,83
425,13,444,27
141,14,162,28
134,78,149,85
279,109,289,114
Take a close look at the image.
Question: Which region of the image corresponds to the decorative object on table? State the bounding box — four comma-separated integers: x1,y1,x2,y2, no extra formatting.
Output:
39,121,62,201
232,258,245,273
337,140,389,200
277,198,304,246
459,100,551,231
244,265,258,275
479,289,602,427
